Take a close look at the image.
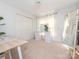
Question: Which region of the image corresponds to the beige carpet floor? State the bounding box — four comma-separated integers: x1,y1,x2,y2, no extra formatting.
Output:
21,40,72,59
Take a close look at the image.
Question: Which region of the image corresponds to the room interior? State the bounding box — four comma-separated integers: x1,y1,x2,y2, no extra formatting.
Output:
0,0,79,59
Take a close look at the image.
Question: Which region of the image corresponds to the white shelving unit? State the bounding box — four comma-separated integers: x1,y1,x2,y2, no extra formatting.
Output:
77,30,79,32
72,9,79,59
63,9,79,59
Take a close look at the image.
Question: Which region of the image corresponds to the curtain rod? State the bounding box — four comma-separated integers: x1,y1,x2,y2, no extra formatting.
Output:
16,13,33,20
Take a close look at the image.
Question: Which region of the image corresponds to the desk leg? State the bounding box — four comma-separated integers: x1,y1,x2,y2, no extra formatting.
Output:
17,47,23,59
5,47,23,59
5,50,12,59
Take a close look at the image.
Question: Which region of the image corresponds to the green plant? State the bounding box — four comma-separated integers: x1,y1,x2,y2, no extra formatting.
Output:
0,32,6,36
44,25,48,32
0,16,6,36
0,17,4,20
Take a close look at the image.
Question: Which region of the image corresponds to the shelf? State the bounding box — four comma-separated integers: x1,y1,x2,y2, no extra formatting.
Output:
77,30,79,32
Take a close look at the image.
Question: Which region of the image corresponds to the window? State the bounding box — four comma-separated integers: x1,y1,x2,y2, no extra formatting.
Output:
38,15,55,37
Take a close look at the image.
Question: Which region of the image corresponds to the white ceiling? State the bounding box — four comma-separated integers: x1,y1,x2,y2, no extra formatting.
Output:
0,0,78,16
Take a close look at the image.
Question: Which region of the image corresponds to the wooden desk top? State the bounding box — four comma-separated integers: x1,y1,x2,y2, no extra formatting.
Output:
0,39,27,53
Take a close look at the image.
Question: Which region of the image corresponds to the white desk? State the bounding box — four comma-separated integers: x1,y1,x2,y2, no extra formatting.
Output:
0,38,27,59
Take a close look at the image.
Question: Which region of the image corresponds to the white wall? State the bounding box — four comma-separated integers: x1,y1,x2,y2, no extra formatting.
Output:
0,2,36,40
